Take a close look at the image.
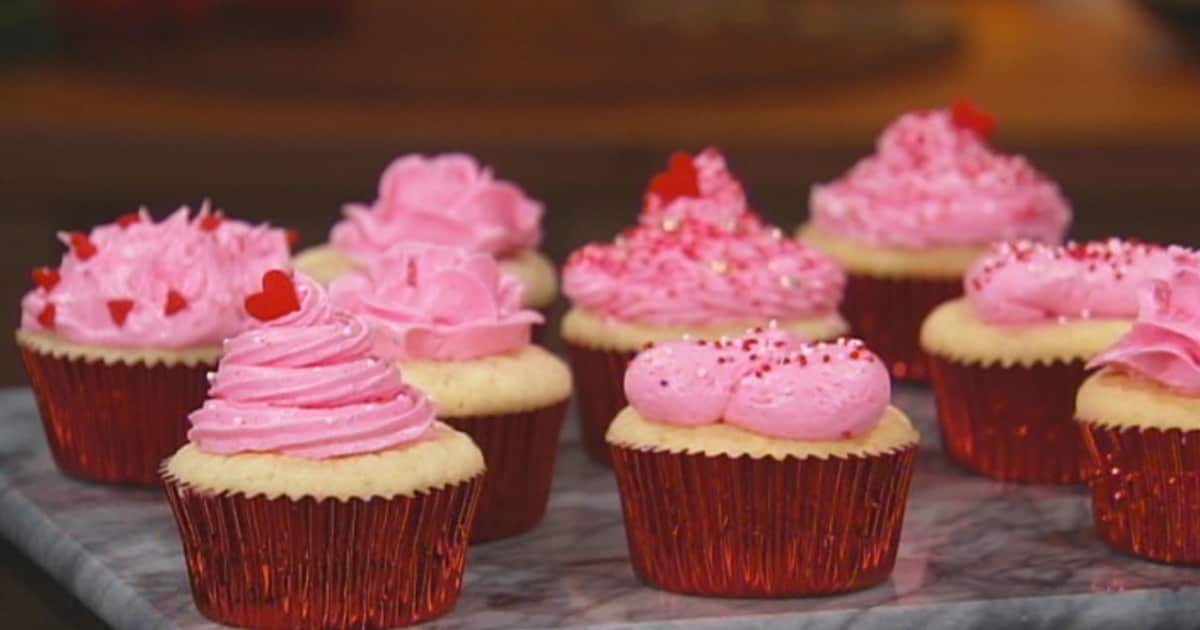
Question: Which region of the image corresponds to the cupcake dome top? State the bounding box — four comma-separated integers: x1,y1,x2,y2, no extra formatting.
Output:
20,206,292,349
809,101,1072,249
564,148,845,326
188,271,435,458
623,327,890,440
966,239,1193,325
331,153,543,261
1090,267,1200,395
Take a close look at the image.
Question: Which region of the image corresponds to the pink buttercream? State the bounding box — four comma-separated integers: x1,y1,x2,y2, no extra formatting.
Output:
966,239,1194,325
330,154,543,264
1090,267,1200,396
329,244,542,361
188,273,435,458
564,149,845,326
809,108,1071,248
624,328,891,440
19,206,291,349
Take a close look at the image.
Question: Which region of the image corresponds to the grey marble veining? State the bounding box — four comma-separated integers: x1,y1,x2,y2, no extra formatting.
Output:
3,385,1200,629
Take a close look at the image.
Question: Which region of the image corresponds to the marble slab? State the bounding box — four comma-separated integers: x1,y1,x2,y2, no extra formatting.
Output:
3,385,1200,629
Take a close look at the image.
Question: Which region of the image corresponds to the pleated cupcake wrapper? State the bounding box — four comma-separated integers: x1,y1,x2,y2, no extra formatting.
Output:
1080,422,1200,564
564,341,636,465
443,400,569,543
18,342,213,486
609,443,918,597
842,273,961,382
929,356,1090,484
162,474,483,630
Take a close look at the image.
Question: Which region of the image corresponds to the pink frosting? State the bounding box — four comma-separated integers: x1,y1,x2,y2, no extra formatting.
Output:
966,239,1194,325
20,206,291,349
809,108,1071,248
624,328,891,440
330,154,543,263
1090,267,1200,396
329,244,542,361
564,149,845,326
188,273,435,459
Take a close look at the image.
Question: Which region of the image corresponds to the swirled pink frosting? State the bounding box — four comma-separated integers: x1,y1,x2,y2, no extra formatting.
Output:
809,108,1071,248
19,206,291,348
564,149,845,326
624,328,891,440
966,239,1194,325
188,273,435,458
329,244,542,361
1090,267,1200,395
330,154,543,264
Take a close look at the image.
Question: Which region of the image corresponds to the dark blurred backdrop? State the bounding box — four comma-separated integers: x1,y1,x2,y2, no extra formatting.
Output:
2,1,1200,627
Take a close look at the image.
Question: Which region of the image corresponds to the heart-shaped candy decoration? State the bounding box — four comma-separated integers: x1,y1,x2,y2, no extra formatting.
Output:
107,299,135,326
648,151,701,204
164,290,188,316
37,303,55,329
32,267,60,291
116,212,142,229
245,270,301,322
68,232,98,261
950,98,996,138
199,211,224,232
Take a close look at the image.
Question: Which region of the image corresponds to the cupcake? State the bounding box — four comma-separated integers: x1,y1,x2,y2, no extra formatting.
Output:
921,239,1188,484
292,154,557,319
608,327,919,596
16,206,290,485
562,148,848,463
163,270,484,629
800,100,1072,380
1076,267,1200,564
330,244,571,542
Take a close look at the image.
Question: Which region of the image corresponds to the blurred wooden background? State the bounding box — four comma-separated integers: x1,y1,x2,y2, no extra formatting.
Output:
2,0,1200,626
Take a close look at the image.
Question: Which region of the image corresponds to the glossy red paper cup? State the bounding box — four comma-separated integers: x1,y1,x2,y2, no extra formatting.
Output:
444,400,569,542
609,444,918,596
929,355,1089,484
163,474,483,629
18,342,212,486
564,342,636,465
841,273,961,382
1080,422,1200,564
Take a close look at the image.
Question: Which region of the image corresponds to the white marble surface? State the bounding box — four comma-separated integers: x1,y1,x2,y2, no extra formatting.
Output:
3,385,1200,629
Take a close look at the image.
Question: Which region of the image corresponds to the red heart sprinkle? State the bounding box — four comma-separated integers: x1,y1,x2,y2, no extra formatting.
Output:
950,98,996,138
107,299,135,326
116,213,142,228
164,290,188,316
648,151,701,204
199,212,224,232
285,228,300,248
37,303,55,329
244,270,301,322
68,232,98,260
32,267,60,291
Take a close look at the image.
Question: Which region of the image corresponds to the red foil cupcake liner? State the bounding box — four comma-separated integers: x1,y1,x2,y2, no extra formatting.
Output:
18,343,213,486
609,444,918,596
842,273,961,381
929,356,1089,484
564,341,636,465
1081,422,1200,564
443,400,569,542
162,474,483,629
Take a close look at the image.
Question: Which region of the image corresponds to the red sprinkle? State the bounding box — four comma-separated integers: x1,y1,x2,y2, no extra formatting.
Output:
116,212,142,228
68,232,97,260
244,269,301,322
107,299,135,326
31,267,60,291
285,228,301,248
37,303,55,329
164,290,188,316
950,98,996,138
199,211,224,232
647,151,700,204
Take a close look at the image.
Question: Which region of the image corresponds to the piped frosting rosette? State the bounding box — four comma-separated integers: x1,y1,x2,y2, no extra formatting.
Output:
188,271,434,459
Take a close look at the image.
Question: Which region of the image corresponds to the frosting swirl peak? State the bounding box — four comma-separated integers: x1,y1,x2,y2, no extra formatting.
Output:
188,272,435,459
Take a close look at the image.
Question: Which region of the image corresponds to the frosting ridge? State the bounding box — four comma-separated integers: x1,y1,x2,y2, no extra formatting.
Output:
1090,267,1200,395
19,205,291,349
564,149,845,326
188,272,435,458
624,328,891,440
809,107,1071,248
329,244,542,361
